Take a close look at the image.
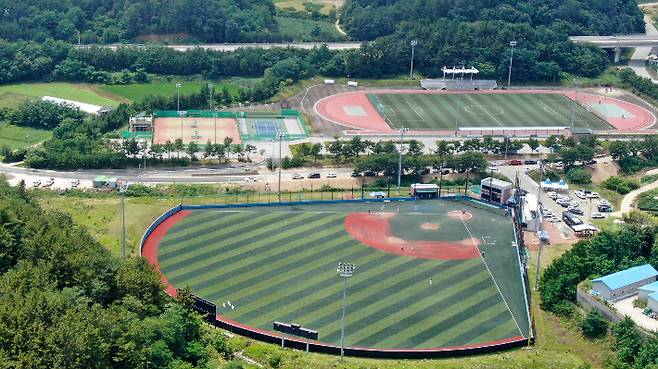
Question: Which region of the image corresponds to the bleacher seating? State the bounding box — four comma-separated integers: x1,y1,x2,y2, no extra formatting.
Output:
421,79,498,91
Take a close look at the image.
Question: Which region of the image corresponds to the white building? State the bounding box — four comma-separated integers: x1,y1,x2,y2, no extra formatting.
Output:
410,183,439,199
521,193,541,232
42,96,112,115
637,281,658,312
592,264,658,301
480,177,513,205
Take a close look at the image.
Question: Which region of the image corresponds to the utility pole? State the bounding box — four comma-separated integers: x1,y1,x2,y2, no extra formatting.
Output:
397,128,408,196
176,83,182,142
534,161,544,291
337,262,355,359
277,132,285,202
120,184,127,257
409,40,418,79
208,83,216,144
507,41,517,87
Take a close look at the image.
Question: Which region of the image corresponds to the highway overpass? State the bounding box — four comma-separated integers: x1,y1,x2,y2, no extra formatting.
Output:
569,35,658,62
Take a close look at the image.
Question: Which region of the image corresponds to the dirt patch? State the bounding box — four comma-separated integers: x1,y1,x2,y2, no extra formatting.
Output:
447,210,473,220
420,222,440,230
344,212,480,260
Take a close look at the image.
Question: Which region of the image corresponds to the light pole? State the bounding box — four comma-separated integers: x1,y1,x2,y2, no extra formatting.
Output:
397,127,408,196
507,41,517,87
277,132,285,202
176,83,182,141
120,183,127,257
504,136,510,160
208,83,216,144
409,40,418,80
534,161,544,290
337,262,355,359
570,76,580,130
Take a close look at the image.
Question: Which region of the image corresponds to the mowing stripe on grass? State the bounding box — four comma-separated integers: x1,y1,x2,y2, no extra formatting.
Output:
161,212,322,268
224,238,376,304
191,225,355,293
237,256,434,325
343,274,495,346
160,211,253,241
252,258,468,332
397,293,503,347
165,214,343,281
306,260,481,333
442,310,520,347
159,212,296,259
420,303,514,347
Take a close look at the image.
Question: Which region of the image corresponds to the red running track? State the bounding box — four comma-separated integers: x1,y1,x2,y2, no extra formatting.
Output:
314,89,656,134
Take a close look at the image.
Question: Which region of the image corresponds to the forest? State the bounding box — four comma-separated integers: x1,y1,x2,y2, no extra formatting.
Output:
0,179,235,368
0,0,278,43
339,0,644,80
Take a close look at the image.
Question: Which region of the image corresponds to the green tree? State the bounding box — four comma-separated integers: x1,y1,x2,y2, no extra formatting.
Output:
174,138,184,159
186,141,199,160
310,143,323,163
527,137,540,152
580,310,608,338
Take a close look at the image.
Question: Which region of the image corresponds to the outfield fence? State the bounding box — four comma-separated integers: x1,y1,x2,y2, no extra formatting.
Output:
141,194,533,358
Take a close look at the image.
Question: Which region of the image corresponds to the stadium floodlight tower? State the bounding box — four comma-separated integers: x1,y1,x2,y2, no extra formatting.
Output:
507,41,517,87
337,262,355,358
409,40,418,79
176,83,183,140
276,132,285,202
397,127,409,196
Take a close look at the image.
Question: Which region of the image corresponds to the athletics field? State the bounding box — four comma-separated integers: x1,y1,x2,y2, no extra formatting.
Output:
315,90,656,134
144,200,531,351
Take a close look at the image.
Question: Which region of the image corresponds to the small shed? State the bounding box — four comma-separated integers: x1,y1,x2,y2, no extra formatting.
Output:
480,177,512,205
410,183,439,199
93,175,110,188
592,264,658,301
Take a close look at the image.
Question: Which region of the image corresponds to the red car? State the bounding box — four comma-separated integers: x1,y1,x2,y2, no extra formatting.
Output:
508,159,523,166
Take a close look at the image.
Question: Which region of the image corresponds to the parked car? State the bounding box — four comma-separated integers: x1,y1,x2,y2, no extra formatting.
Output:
70,179,80,188
32,179,41,187
326,172,337,178
292,173,304,179
547,192,559,200
524,160,538,165
575,190,587,199
44,178,55,187
567,207,584,215
308,173,321,179
244,176,258,182
591,212,605,219
586,192,599,199
508,159,523,166
487,167,500,172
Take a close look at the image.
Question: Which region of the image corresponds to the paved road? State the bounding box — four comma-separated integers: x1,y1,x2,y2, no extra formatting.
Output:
613,171,658,216
75,42,362,52
629,14,658,82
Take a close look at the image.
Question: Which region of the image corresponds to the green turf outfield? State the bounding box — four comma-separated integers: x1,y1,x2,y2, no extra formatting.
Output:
368,93,611,130
156,200,530,349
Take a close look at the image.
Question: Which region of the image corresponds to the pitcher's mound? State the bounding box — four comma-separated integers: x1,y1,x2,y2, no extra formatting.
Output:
421,222,440,230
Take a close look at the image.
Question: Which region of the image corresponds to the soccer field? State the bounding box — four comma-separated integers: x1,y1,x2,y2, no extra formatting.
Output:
155,200,530,349
368,92,611,131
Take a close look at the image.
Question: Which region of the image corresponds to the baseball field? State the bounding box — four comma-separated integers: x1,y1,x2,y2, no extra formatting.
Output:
151,200,531,350
368,92,611,130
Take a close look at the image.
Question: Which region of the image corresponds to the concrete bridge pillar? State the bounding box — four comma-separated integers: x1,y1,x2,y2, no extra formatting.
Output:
614,47,622,63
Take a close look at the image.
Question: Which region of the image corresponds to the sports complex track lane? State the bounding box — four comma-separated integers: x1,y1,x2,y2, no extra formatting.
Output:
145,201,530,349
315,89,655,133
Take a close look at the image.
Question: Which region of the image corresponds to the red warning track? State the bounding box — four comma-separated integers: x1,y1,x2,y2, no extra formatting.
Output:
344,212,480,260
315,89,655,134
141,210,191,296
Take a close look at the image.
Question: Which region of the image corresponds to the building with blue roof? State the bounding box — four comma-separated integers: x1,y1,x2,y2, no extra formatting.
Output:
637,281,658,312
592,264,658,301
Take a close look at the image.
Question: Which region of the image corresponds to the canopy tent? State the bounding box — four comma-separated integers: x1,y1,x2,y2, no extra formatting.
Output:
540,178,569,191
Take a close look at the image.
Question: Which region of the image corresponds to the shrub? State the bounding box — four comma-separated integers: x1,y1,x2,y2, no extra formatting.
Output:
566,167,592,184
580,310,608,338
124,183,164,197
602,176,640,195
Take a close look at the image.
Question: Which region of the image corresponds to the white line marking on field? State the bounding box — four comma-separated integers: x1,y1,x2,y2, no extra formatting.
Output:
463,94,504,126
459,214,524,337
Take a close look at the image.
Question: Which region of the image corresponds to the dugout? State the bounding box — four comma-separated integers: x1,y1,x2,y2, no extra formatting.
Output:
410,183,439,198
